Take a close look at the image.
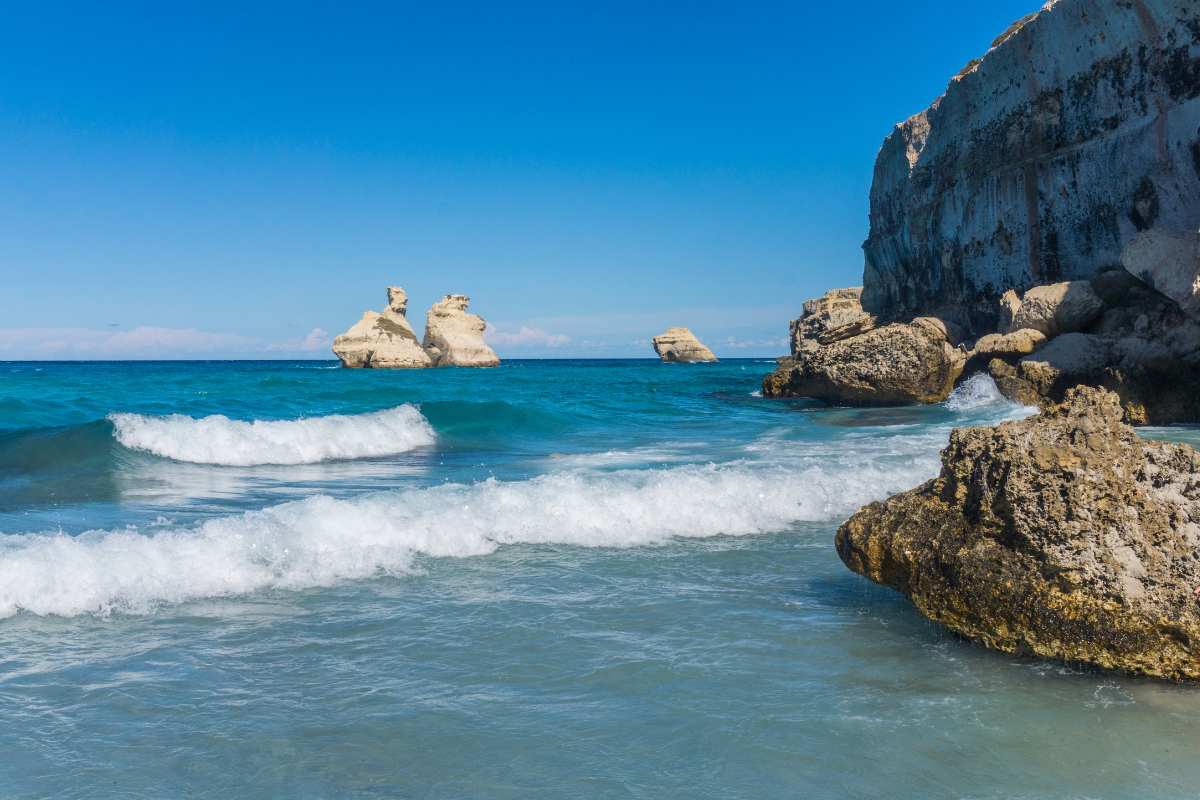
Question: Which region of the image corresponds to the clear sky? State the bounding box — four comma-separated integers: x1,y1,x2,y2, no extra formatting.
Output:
0,1,1039,359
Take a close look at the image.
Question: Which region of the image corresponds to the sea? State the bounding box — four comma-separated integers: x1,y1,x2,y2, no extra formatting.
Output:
1,359,1198,799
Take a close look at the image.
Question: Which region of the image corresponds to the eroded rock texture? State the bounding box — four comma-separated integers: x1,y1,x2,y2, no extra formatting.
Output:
763,317,965,405
332,287,434,369
862,0,1200,331
652,327,718,363
837,386,1200,681
422,295,501,368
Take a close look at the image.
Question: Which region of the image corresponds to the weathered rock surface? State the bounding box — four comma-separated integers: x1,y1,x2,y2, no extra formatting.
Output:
984,269,1200,423
763,317,965,405
1007,281,1104,337
332,287,433,369
422,295,500,367
862,0,1200,330
837,386,1200,681
652,327,718,363
790,288,876,353
1122,228,1200,316
967,328,1047,372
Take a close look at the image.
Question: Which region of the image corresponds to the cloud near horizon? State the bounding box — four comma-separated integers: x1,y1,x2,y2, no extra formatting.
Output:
484,324,570,348
0,326,332,359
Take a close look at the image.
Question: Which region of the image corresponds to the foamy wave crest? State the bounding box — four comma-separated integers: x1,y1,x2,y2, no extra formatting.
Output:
108,406,436,466
0,455,935,618
944,373,1015,412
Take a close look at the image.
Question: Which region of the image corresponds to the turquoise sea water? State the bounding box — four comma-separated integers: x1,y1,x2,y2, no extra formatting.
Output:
2,360,1199,799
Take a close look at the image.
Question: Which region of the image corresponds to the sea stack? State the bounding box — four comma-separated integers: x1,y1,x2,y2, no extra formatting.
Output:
652,328,718,363
332,287,433,369
422,295,500,367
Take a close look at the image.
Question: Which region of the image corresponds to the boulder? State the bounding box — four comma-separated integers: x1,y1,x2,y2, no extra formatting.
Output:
422,295,500,367
967,328,1047,370
861,0,1200,329
762,318,965,405
837,386,1200,681
790,288,876,353
1007,281,1104,337
332,286,433,369
1121,228,1200,316
982,271,1200,423
652,327,718,363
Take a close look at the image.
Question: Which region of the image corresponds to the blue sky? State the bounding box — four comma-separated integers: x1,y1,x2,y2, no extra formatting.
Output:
0,1,1038,359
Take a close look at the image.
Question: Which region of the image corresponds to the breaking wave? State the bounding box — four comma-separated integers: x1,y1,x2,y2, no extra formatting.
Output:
0,451,936,618
944,373,1019,412
108,406,436,466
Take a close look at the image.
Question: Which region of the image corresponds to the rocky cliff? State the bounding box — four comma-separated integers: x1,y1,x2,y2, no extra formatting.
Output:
862,0,1200,331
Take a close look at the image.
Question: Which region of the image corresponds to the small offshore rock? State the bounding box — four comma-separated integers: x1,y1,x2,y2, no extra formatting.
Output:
652,327,718,363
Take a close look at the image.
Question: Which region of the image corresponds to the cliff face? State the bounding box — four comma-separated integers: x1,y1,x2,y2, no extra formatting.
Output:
862,0,1200,330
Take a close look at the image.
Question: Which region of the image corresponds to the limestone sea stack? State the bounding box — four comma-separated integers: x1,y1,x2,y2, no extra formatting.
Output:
652,327,718,363
837,387,1200,681
332,287,433,369
862,0,1200,330
422,295,500,367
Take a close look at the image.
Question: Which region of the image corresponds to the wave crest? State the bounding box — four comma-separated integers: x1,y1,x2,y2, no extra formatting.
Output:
0,454,935,618
108,406,435,466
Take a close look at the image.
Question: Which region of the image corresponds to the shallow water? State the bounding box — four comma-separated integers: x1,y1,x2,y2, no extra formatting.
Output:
1,360,1196,798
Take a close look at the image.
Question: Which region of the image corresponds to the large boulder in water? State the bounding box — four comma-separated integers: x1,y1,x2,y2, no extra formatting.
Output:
422,294,500,367
332,286,433,369
763,317,965,405
837,386,1200,681
652,327,718,363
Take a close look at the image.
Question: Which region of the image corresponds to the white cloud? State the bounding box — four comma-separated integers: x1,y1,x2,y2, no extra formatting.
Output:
267,327,331,352
724,336,789,350
0,326,333,359
485,324,570,348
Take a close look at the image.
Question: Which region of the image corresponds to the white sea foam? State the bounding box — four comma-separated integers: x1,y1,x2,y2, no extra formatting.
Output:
944,373,1016,412
108,406,436,466
0,446,940,618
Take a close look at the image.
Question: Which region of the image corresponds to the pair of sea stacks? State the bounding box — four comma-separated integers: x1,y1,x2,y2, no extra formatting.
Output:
332,287,500,369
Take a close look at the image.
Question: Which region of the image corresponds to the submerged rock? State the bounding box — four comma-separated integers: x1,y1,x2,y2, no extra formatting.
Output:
652,327,718,363
422,295,500,367
838,386,1200,681
763,317,965,405
332,287,433,369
